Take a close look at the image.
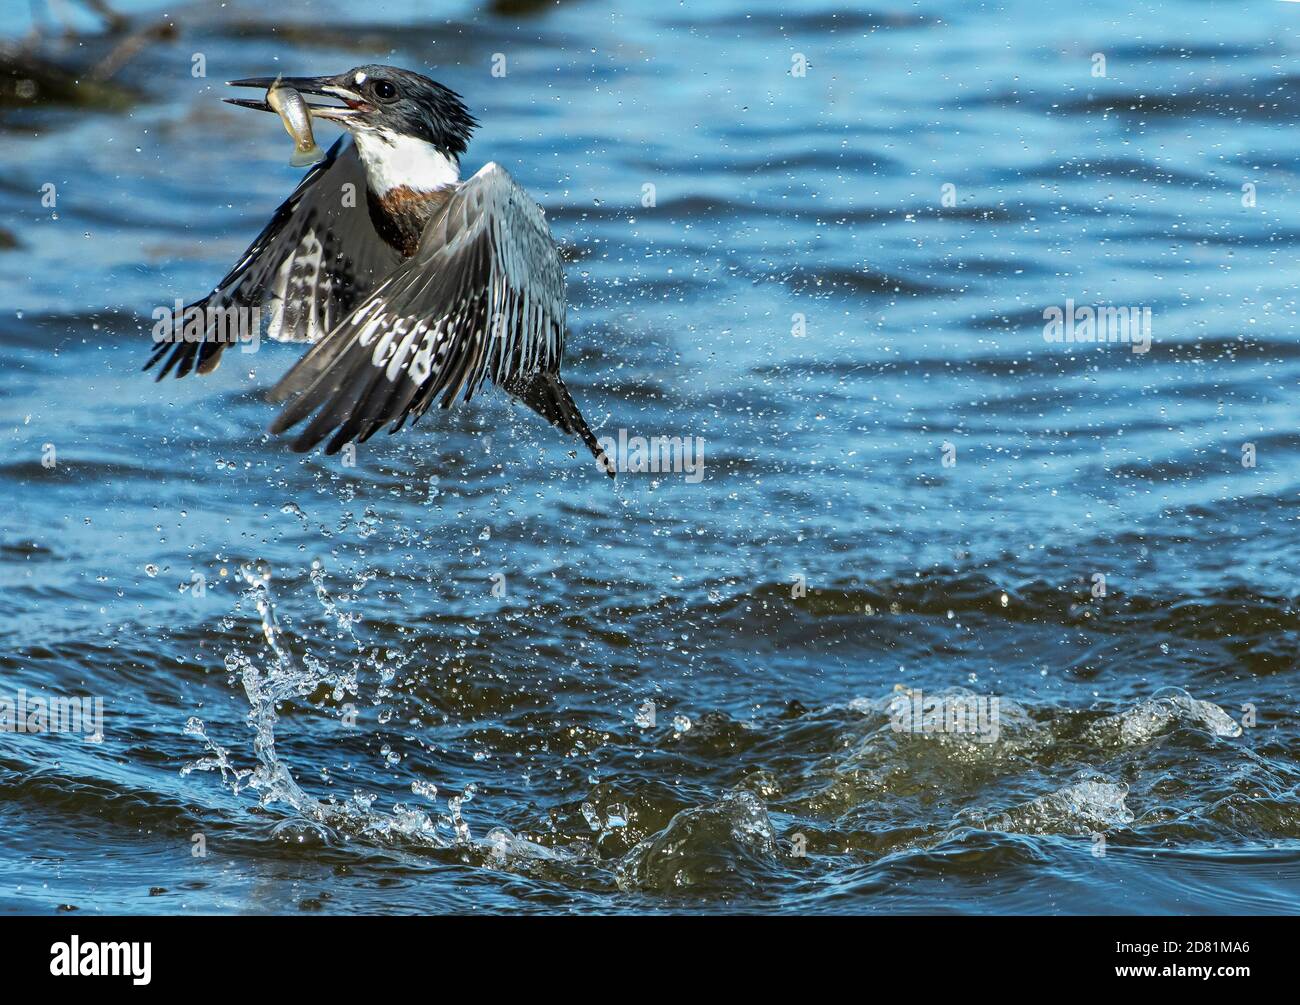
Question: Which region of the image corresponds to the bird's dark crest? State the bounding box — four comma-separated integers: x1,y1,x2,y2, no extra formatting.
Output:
349,64,478,157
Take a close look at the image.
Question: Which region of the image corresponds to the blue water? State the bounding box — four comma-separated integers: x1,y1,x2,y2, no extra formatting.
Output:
2,0,1299,913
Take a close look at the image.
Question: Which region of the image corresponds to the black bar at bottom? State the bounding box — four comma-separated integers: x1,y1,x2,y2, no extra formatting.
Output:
0,914,1277,989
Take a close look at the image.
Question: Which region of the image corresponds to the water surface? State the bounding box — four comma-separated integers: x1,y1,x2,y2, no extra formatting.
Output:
1,0,1299,914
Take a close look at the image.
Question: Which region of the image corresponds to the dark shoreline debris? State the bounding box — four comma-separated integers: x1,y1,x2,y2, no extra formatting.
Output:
1,2,177,111
0,46,135,108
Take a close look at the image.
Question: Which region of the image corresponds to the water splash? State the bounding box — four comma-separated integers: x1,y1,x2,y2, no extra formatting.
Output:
178,562,443,843
973,776,1136,836
1084,688,1244,747
230,562,333,819
179,560,586,862
616,789,779,891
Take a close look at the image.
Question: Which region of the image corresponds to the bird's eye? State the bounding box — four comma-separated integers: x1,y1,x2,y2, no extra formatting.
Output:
371,79,398,101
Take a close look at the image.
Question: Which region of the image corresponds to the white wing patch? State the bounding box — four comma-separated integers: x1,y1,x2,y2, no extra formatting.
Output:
145,138,403,381
265,230,327,342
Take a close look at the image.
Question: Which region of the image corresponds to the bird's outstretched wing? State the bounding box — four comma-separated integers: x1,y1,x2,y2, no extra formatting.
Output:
145,137,401,379
267,162,609,473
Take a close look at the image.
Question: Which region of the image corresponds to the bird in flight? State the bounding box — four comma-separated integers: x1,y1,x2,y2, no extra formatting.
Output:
146,64,612,475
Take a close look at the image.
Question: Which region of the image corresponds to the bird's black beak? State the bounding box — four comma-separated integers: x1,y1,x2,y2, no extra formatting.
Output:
224,74,369,122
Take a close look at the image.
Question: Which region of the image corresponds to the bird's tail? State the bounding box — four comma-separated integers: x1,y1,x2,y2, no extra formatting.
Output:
506,372,614,478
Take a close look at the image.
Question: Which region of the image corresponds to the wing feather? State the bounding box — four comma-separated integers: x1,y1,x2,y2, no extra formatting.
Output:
267,163,610,475
269,163,565,449
145,137,401,380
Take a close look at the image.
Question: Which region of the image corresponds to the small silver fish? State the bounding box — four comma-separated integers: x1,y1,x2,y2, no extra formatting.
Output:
267,78,325,168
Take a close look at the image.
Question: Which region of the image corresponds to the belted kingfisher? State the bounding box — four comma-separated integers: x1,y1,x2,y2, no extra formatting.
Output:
146,64,612,475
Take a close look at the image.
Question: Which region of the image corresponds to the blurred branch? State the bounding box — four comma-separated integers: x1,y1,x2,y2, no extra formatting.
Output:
79,0,130,33
90,18,179,82
24,0,131,47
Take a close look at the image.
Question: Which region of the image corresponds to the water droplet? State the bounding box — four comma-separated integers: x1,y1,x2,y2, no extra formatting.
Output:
411,780,438,802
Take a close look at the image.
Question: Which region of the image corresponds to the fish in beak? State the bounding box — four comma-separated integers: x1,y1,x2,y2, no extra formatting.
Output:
259,77,323,167
224,74,372,125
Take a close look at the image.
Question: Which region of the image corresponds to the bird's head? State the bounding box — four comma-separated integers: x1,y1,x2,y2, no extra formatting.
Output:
228,65,477,191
